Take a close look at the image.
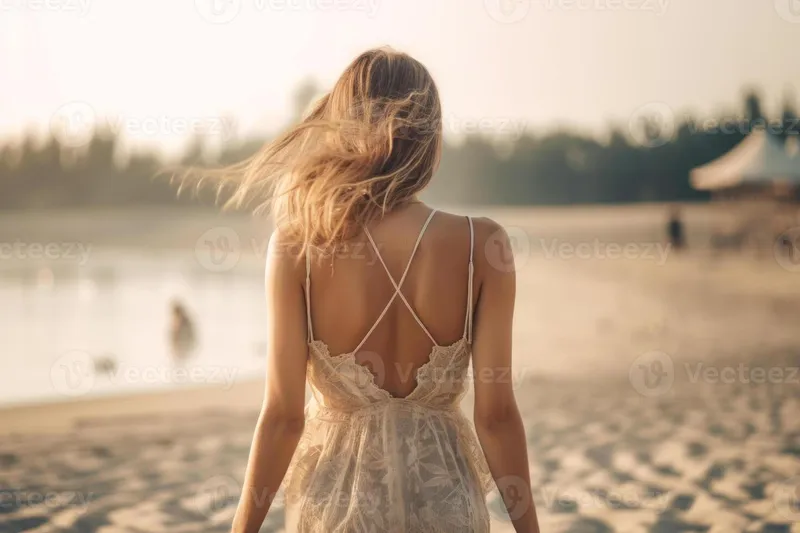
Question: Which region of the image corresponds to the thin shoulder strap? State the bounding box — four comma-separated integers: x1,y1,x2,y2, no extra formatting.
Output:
463,216,475,343
305,250,314,342
354,210,438,353
367,209,437,291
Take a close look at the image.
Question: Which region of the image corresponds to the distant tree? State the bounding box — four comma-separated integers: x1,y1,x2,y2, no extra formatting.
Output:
781,88,799,138
744,89,765,124
292,78,322,123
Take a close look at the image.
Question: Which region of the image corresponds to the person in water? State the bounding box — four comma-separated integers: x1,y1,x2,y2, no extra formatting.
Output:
667,205,685,252
169,300,197,362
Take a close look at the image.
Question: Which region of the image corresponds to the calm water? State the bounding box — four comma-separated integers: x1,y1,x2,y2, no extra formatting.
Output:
0,251,268,406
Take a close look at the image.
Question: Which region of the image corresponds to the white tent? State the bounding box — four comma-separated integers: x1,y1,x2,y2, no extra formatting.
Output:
786,135,800,158
691,130,800,190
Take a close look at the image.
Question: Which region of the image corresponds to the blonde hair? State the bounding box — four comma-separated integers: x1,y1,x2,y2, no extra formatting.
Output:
179,47,442,256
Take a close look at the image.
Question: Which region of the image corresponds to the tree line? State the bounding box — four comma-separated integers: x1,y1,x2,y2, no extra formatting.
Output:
1,89,796,210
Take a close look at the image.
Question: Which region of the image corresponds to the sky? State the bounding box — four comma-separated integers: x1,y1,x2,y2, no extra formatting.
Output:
1,0,799,154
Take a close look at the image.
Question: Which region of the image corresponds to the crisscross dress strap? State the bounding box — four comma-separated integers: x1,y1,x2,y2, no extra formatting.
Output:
305,250,314,342
354,209,438,353
464,216,475,343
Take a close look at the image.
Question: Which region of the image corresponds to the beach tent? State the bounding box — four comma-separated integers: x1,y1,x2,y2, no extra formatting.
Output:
691,130,800,191
787,135,799,158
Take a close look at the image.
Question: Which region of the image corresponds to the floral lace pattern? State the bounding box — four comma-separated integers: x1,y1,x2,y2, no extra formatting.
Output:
282,339,493,533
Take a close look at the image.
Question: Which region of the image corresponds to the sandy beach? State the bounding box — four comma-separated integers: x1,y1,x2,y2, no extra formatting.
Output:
3,371,799,532
2,206,800,532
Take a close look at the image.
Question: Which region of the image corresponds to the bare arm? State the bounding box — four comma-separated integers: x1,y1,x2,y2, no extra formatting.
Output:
231,233,309,533
471,219,540,533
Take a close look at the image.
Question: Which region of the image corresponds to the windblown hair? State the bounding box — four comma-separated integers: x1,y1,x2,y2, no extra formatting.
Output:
178,47,443,257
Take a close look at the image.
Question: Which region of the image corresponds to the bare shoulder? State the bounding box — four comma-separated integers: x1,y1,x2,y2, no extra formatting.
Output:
265,227,306,280
430,210,504,235
428,211,513,278
469,217,514,278
469,216,508,246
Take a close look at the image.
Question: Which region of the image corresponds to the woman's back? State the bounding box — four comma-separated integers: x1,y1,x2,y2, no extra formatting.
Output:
307,203,475,398
281,204,496,532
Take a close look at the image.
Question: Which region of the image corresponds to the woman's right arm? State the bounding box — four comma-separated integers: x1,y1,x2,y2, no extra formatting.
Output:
230,233,309,533
471,219,540,533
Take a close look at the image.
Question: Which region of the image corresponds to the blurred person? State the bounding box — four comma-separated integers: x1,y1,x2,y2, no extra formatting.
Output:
169,300,197,363
667,205,685,252
92,353,118,376
182,48,538,532
777,230,799,265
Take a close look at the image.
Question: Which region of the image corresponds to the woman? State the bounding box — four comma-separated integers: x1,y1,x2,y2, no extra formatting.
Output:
206,47,538,532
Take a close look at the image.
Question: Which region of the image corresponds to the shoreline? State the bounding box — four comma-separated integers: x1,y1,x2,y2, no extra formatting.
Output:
0,378,265,435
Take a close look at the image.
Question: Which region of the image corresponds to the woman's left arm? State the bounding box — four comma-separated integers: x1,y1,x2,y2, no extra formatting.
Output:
231,233,309,533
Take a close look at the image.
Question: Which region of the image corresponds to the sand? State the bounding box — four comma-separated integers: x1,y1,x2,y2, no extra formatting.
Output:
2,368,799,532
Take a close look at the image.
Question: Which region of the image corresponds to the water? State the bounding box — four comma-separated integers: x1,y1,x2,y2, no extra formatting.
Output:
0,250,268,406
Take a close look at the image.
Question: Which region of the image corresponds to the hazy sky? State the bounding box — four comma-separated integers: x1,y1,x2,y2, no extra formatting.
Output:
1,0,799,153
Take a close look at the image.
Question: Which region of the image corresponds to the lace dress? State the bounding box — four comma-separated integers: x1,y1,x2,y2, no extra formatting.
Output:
282,212,494,533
